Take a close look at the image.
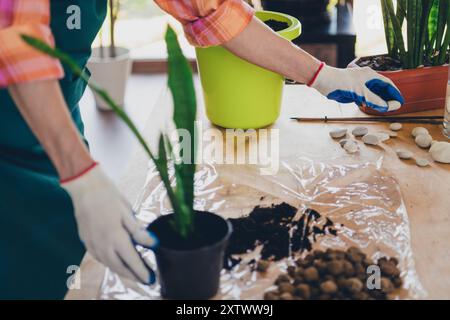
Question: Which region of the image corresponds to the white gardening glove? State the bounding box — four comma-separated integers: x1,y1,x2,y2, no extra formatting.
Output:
61,163,158,284
309,63,404,113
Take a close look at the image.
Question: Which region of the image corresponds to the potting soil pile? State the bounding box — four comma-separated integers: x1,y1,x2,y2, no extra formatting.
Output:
99,155,426,299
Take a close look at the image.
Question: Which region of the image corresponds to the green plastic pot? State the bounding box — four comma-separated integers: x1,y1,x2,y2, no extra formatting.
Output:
196,11,302,129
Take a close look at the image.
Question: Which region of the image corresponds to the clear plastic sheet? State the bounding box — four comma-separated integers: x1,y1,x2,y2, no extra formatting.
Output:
99,155,427,300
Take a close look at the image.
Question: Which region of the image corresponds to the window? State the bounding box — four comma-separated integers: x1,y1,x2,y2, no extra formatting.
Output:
94,0,195,63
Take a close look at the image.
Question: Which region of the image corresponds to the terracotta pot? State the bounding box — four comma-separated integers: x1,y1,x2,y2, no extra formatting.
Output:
349,56,449,115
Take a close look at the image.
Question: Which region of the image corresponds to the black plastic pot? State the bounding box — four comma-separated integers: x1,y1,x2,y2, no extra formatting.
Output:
261,0,331,27
147,211,232,299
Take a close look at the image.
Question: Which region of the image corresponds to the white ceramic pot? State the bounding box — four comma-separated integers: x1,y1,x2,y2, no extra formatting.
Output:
87,47,132,111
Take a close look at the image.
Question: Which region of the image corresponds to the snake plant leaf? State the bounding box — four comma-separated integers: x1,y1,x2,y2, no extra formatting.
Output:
438,0,450,64
22,31,198,238
381,0,396,56
156,134,193,237
384,0,407,65
165,26,197,217
419,0,435,65
381,0,447,68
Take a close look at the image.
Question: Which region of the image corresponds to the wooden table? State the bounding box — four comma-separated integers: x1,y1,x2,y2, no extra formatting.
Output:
66,83,450,300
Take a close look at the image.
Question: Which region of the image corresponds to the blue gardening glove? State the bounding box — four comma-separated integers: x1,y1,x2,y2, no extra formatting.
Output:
309,63,404,113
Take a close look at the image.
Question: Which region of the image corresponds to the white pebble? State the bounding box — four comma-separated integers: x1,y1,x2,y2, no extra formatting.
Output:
329,128,347,139
362,134,380,146
412,127,429,138
375,132,391,142
415,134,433,148
343,140,359,154
415,158,431,167
429,141,450,164
339,139,350,147
352,126,368,137
396,149,413,160
389,123,402,131
387,131,398,138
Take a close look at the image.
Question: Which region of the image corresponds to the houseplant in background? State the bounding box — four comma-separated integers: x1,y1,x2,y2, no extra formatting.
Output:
22,26,232,300
196,10,301,129
88,0,133,111
350,0,450,115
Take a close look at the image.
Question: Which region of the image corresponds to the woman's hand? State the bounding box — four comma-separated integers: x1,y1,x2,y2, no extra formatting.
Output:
309,63,404,113
9,80,157,284
61,163,158,284
223,17,404,113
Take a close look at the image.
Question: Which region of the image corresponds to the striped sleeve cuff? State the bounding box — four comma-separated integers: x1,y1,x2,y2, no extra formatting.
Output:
0,23,63,87
184,0,254,47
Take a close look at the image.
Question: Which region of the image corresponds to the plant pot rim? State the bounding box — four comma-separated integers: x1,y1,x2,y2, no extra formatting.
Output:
256,10,302,41
148,211,233,255
350,54,449,73
89,46,130,63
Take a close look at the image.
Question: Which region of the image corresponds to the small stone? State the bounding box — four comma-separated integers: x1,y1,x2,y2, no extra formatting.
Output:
278,282,295,294
326,260,344,276
429,141,450,164
379,260,400,278
294,284,311,299
389,257,399,265
303,267,319,282
274,274,290,285
415,158,431,167
396,149,413,160
412,127,429,138
339,139,350,147
392,277,403,288
387,131,398,138
320,280,338,294
264,291,280,300
344,277,364,293
343,140,359,154
380,277,395,294
342,260,355,277
256,260,270,272
362,134,380,146
287,265,296,277
329,128,347,139
375,132,390,142
279,292,294,300
389,122,402,131
415,134,433,148
352,126,368,137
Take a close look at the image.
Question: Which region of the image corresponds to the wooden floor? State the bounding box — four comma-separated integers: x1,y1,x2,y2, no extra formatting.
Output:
79,74,167,181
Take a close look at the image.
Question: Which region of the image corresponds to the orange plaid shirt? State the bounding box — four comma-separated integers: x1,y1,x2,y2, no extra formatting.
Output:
0,0,254,88
0,0,63,87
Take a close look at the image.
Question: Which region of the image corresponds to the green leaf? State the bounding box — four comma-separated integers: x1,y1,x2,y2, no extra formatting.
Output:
22,31,198,238
384,0,407,65
155,135,192,237
381,0,395,56
165,26,197,220
381,0,447,68
438,0,450,64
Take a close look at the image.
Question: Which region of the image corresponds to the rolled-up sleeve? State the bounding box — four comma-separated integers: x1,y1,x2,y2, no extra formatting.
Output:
0,0,63,88
155,0,254,47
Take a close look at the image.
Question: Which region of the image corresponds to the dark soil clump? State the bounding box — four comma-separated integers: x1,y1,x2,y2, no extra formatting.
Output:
148,211,229,251
224,204,339,269
356,55,402,71
264,19,289,32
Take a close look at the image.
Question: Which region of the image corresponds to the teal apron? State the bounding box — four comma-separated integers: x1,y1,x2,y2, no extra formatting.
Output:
0,1,106,299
